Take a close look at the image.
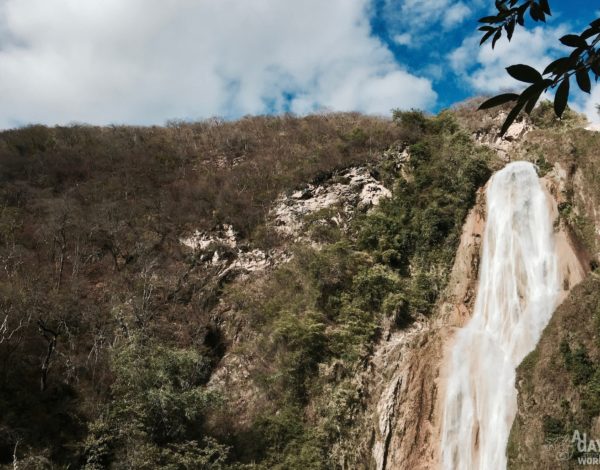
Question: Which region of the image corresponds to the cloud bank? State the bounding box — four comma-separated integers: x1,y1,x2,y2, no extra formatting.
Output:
449,23,600,123
0,0,437,128
449,25,568,93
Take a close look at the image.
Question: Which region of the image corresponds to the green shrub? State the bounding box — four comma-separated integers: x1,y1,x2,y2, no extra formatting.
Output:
82,339,226,469
350,265,401,312
272,310,328,402
392,109,430,141
561,341,594,386
542,415,565,441
221,111,492,468
531,100,585,129
582,368,600,422
535,155,553,176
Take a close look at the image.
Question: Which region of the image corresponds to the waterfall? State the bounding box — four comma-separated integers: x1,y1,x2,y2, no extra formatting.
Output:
440,161,560,470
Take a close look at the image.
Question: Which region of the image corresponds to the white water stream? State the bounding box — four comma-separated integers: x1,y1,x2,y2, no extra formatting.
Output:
440,161,561,469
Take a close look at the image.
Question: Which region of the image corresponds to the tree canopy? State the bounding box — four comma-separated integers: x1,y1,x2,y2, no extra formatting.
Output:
478,1,600,134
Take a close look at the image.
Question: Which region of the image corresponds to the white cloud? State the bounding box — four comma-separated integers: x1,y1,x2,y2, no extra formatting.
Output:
582,87,600,124
448,23,600,123
449,25,568,93
442,3,472,30
0,0,437,128
393,33,412,45
383,0,478,48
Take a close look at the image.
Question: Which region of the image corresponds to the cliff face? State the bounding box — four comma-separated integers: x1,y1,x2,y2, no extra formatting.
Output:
362,108,597,470
365,158,588,470
508,276,600,470
366,190,485,470
202,109,597,470
201,114,496,469
506,126,600,469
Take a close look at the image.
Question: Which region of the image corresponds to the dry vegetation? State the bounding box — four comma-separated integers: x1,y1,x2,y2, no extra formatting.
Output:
0,110,495,468
0,113,407,467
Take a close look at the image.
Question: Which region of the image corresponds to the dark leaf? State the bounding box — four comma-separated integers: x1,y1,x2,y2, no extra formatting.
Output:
576,68,591,93
543,57,572,75
478,26,495,32
554,76,570,118
560,34,588,48
524,92,543,114
492,30,502,49
478,93,519,110
523,80,552,114
505,19,516,40
495,0,508,11
581,27,597,40
517,11,525,26
500,99,527,135
569,47,585,61
480,29,495,45
479,15,500,23
590,18,600,29
530,3,541,22
506,64,542,83
539,0,551,15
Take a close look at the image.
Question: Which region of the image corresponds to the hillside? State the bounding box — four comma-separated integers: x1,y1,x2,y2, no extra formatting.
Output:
1,103,599,469
505,110,600,469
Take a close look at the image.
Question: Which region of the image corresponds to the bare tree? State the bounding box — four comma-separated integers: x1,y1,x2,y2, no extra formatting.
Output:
37,319,60,392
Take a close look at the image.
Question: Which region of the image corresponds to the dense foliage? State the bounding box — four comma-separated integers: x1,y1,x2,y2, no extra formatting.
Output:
0,113,402,468
0,111,491,468
218,111,491,468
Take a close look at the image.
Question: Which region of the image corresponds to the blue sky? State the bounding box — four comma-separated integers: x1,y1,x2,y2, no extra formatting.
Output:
0,0,597,128
369,0,597,112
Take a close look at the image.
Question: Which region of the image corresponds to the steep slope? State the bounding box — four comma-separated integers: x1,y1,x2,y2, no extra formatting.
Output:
365,188,486,470
203,111,494,469
364,156,586,470
508,276,600,469
0,114,409,468
505,121,600,469
1,102,594,469
0,110,498,468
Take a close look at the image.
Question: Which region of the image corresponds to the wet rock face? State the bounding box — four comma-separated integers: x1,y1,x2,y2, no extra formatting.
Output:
365,166,587,470
363,193,486,470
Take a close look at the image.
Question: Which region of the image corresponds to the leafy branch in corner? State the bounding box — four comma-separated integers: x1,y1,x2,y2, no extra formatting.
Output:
477,1,600,135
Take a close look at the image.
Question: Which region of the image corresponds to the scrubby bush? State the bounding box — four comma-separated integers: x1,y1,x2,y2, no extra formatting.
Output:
542,415,566,441
0,110,493,468
561,341,594,386
82,339,227,469
220,111,492,467
531,100,585,129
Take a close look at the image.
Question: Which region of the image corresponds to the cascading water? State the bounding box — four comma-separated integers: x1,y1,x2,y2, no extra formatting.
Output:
440,161,560,470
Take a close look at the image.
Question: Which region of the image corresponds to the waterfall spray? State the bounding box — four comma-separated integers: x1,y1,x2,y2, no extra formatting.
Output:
440,161,560,470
